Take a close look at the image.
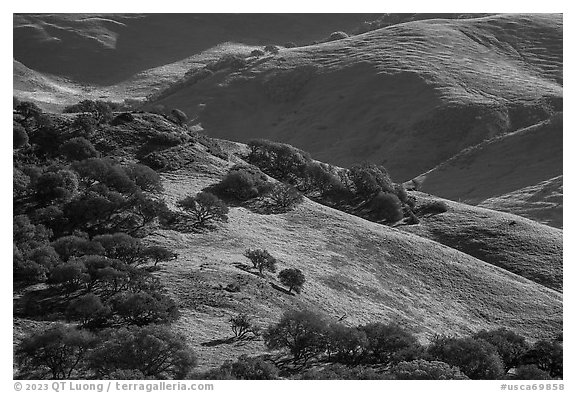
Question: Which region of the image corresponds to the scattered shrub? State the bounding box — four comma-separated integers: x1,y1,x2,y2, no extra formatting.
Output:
225,283,241,292
15,324,97,379
268,183,303,210
201,355,279,380
170,109,188,126
66,293,111,327
512,364,551,380
278,268,305,294
92,233,143,265
358,322,422,365
35,169,79,203
13,167,31,199
88,325,197,379
52,235,104,262
250,49,265,57
60,137,99,161
63,100,113,123
213,165,272,201
325,324,368,364
473,328,529,372
125,163,163,192
47,260,89,293
244,249,277,276
263,310,328,364
247,139,311,181
520,339,562,378
390,359,469,380
110,112,134,126
417,200,449,216
206,54,247,72
229,313,258,339
142,245,177,267
15,101,42,121
326,31,349,41
427,336,505,379
14,122,29,148
349,162,394,198
71,114,98,137
264,45,280,54
300,364,384,380
370,192,404,222
177,192,229,228
110,291,179,326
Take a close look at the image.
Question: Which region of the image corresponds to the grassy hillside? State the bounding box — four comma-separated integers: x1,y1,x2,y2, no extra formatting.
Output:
399,193,562,291
12,110,562,376
13,13,378,84
154,169,561,370
147,13,562,181
479,176,563,229
415,115,562,207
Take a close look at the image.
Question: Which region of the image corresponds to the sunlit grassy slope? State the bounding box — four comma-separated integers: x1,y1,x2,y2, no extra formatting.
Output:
12,113,562,371
479,176,563,229
399,193,562,291
149,13,561,181
152,168,561,370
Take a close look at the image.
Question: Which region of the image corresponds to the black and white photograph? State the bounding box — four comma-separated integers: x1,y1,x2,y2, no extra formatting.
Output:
8,3,567,390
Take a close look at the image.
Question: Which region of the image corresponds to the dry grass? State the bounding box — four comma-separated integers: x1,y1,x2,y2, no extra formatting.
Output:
479,176,563,229
149,14,561,180
415,115,562,215
400,192,562,291
151,169,561,370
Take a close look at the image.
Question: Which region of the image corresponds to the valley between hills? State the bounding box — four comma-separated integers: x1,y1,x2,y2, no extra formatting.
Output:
12,13,562,380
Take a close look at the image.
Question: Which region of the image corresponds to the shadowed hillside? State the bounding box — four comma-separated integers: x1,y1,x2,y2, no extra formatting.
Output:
13,13,379,84
414,114,562,227
145,14,561,182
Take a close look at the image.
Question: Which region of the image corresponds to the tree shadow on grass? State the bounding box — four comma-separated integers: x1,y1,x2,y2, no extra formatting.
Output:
232,262,262,278
201,335,260,347
201,337,237,347
270,282,295,296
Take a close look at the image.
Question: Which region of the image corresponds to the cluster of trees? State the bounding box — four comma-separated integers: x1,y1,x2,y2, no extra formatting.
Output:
245,139,423,224
258,310,562,380
15,324,196,379
14,100,193,379
211,164,304,212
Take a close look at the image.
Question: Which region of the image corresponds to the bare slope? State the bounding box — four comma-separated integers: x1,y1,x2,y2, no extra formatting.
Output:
149,13,562,181
13,13,378,84
153,169,561,370
400,193,562,291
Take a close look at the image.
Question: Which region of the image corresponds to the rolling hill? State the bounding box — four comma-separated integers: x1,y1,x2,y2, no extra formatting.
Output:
479,175,563,229
145,13,562,183
13,112,563,372
13,13,379,85
413,114,563,227
13,13,564,378
155,168,562,370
